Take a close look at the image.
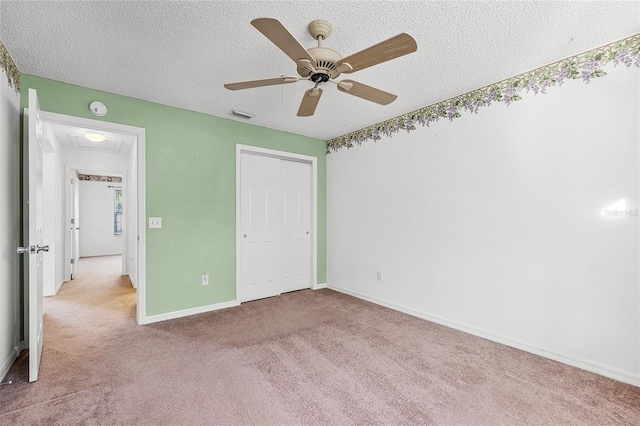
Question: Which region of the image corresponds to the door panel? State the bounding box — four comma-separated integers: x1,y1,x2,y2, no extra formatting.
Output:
25,89,45,382
280,160,311,293
282,238,293,282
240,154,282,302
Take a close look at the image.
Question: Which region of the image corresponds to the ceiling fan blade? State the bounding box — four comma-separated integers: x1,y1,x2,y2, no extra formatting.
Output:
297,87,323,117
337,79,397,105
251,18,316,64
335,33,417,73
224,77,298,91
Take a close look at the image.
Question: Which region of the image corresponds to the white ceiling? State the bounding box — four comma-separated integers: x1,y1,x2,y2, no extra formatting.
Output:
2,1,638,141
47,122,136,155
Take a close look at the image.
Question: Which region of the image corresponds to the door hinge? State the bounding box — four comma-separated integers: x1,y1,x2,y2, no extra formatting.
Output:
71,218,75,224
71,178,75,184
70,258,75,264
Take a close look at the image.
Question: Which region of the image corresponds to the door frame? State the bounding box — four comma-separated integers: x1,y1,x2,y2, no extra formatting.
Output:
235,144,319,302
64,166,125,280
64,166,80,281
34,110,147,325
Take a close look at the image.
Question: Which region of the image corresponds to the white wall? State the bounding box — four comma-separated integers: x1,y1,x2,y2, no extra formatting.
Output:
43,153,56,293
62,147,129,260
0,66,21,380
42,123,65,296
327,64,640,386
62,147,129,173
79,180,123,257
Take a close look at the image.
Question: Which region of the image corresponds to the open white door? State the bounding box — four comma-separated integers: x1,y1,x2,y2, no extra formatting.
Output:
71,177,79,278
18,88,47,382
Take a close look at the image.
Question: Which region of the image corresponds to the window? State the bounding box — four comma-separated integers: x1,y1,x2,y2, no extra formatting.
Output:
114,189,123,235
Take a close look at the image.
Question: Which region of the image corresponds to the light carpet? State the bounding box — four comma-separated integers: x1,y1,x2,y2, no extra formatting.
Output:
1,255,639,425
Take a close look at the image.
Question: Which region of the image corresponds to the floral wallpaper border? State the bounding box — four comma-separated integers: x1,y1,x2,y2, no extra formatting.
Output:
78,174,122,183
327,33,640,153
0,41,20,93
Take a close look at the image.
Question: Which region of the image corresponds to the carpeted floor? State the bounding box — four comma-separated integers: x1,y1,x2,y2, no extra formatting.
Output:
1,255,639,425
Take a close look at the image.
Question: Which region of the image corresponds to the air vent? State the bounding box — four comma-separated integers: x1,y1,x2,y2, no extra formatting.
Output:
230,110,254,119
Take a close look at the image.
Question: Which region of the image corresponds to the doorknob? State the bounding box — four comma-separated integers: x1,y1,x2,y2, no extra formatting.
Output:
16,245,48,254
17,246,35,255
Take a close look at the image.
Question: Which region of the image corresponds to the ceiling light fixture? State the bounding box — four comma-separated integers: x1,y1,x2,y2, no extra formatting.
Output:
230,109,254,119
85,133,106,142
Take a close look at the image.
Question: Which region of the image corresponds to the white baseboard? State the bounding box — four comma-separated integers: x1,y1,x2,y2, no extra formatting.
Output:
55,279,64,294
312,282,327,290
128,273,137,289
327,283,639,387
142,300,240,325
80,252,123,258
1,344,21,382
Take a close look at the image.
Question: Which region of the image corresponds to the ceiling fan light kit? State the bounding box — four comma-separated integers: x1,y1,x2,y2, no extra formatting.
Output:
224,17,417,117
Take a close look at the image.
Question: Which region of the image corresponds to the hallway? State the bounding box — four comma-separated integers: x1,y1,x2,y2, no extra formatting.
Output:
1,255,136,421
49,255,136,326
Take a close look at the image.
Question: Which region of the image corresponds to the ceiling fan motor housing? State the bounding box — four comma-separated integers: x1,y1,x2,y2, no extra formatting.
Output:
298,47,343,80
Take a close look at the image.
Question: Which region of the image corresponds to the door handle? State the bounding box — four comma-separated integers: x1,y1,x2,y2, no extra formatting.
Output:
16,245,48,254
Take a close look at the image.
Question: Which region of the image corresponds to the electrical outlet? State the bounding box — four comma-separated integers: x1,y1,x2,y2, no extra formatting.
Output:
202,273,209,286
376,271,383,281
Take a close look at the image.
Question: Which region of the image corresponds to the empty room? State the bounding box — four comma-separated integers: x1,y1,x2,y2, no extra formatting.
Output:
1,1,639,424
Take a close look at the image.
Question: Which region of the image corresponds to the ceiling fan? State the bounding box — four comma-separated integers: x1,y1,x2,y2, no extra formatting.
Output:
224,18,417,117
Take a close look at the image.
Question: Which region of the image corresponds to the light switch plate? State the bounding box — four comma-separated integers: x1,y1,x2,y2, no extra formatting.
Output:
149,217,162,228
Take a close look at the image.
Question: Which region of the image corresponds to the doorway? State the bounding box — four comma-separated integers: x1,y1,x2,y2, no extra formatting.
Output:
36,109,147,324
235,144,319,303
64,167,125,282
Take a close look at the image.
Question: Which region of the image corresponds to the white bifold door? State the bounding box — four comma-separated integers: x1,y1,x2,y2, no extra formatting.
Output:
239,153,311,302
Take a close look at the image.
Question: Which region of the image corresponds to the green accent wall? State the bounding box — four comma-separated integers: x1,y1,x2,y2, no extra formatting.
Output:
20,75,326,316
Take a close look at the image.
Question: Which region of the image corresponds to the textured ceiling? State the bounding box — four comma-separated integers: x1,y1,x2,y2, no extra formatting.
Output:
2,1,639,141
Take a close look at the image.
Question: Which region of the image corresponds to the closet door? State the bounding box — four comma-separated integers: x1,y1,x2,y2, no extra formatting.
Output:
238,154,312,302
239,153,282,302
280,160,311,293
